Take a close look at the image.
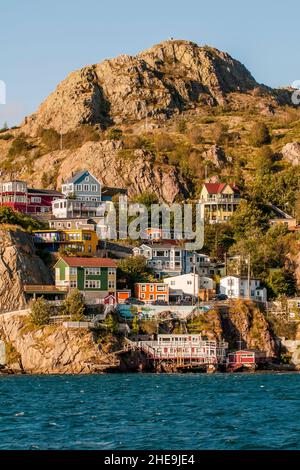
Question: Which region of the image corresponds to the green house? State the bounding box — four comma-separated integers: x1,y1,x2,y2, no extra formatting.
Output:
54,256,117,302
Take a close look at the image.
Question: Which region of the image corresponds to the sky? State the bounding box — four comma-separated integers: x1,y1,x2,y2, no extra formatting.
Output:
0,0,299,127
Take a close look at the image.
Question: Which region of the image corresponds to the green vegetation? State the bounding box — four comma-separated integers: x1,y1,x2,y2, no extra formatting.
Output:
8,135,33,158
0,206,44,231
117,255,155,290
104,313,118,334
29,297,52,327
60,289,86,320
108,128,123,141
248,122,271,147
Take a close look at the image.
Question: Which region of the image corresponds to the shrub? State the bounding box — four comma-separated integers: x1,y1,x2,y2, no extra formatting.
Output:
0,133,13,140
248,122,271,147
108,128,123,141
176,119,187,133
39,128,60,150
8,135,33,157
29,297,51,326
60,289,86,320
0,206,43,231
214,122,229,146
154,133,176,152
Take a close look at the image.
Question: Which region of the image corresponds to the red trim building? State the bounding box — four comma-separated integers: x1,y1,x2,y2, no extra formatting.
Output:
0,180,63,214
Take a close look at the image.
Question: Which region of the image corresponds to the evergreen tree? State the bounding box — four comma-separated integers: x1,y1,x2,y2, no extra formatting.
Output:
60,289,85,320
29,297,51,326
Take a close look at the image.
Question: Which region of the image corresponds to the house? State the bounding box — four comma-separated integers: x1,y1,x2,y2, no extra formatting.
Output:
0,180,63,214
33,229,99,255
164,273,216,301
268,204,297,230
220,276,267,302
54,257,117,301
227,350,267,368
199,181,241,224
52,170,105,219
134,282,169,304
139,334,228,364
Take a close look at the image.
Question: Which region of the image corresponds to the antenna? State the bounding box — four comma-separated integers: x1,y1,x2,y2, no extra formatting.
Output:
237,332,243,350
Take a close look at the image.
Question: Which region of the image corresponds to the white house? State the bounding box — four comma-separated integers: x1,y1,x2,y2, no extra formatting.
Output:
220,276,267,302
164,273,216,298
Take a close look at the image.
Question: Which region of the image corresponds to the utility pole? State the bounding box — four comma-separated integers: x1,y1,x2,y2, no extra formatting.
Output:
247,253,251,300
192,252,196,306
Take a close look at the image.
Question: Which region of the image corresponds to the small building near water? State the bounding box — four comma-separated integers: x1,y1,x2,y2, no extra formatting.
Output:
227,349,266,368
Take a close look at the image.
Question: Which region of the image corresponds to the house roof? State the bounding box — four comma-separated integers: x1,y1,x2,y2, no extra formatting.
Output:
58,257,117,268
63,170,101,186
204,183,239,195
102,186,127,197
28,188,63,197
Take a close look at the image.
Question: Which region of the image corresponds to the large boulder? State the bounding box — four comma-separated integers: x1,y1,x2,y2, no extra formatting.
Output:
282,142,300,166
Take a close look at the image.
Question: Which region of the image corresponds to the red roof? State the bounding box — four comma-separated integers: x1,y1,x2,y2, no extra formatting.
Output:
204,183,239,195
60,257,117,268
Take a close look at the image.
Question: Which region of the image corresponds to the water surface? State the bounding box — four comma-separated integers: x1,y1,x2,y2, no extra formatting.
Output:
0,373,300,450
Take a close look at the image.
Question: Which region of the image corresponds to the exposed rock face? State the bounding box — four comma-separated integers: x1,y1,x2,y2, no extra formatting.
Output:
0,228,52,313
282,142,300,166
28,141,188,203
222,300,277,357
202,144,231,168
23,40,261,135
0,314,120,374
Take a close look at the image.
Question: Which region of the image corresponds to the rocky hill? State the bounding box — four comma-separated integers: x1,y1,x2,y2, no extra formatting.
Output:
0,39,298,203
22,40,274,135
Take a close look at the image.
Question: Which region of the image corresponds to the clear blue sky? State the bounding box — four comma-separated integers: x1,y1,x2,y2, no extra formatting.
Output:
0,0,299,127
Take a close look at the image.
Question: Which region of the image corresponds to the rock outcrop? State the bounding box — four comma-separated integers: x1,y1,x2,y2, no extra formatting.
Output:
25,141,188,203
202,144,231,168
23,40,263,135
0,314,120,374
282,142,300,166
0,227,52,313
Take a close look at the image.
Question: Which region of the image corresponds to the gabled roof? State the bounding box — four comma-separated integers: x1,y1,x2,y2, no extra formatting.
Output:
203,183,239,195
28,188,63,197
56,257,117,268
63,170,101,186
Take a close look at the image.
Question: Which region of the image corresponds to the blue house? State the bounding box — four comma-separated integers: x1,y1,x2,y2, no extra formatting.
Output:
61,170,102,202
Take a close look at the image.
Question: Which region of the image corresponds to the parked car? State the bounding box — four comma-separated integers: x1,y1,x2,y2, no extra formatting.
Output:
151,300,168,306
124,297,145,305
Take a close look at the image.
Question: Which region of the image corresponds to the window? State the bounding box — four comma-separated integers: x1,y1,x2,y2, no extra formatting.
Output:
83,184,89,191
70,280,77,288
141,285,146,292
141,293,145,299
187,281,192,285
175,251,181,257
149,294,154,300
85,176,90,182
84,280,101,289
76,184,82,191
157,285,166,292
150,285,154,292
171,281,175,286
31,197,41,203
91,184,97,192
85,267,101,275
108,268,115,276
108,280,115,289
70,268,77,276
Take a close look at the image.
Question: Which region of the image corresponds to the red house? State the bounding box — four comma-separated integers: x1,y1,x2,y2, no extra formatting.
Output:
227,350,256,367
0,180,63,214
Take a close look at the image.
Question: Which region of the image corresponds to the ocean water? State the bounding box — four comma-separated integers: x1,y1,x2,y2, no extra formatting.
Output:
0,373,300,450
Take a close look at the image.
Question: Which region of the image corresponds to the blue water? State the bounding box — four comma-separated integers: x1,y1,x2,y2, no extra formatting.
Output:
0,373,300,450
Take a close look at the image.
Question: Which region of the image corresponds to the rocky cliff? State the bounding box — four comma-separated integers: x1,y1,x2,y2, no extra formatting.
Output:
23,40,280,136
0,227,52,313
0,314,120,374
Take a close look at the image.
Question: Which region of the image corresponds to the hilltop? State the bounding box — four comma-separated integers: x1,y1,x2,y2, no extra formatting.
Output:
0,39,299,204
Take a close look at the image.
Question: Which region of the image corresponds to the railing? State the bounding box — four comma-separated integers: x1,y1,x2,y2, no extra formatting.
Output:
200,197,241,204
23,285,68,293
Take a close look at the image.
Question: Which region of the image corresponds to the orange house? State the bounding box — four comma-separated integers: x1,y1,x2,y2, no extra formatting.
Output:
135,283,169,304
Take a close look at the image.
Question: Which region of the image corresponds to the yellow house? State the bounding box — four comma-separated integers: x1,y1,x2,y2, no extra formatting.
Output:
33,229,99,255
199,182,241,223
